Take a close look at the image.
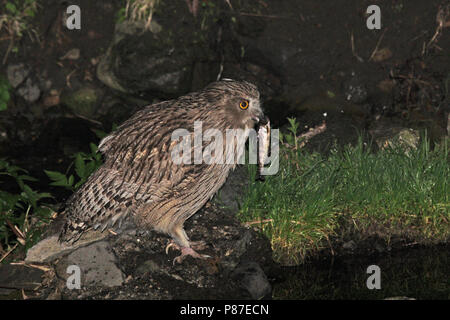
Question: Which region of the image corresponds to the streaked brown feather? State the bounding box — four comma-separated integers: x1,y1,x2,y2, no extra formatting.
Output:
59,80,262,248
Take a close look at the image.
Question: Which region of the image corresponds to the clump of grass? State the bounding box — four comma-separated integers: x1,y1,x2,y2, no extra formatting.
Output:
239,119,449,265
0,0,39,64
123,0,160,29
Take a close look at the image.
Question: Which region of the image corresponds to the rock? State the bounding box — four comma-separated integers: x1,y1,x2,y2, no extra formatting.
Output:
60,48,80,60
343,240,357,250
136,259,161,275
61,86,99,118
232,262,271,299
112,34,194,96
25,228,110,263
7,63,30,88
56,241,125,288
17,77,41,103
97,18,214,97
0,264,44,290
371,47,393,62
370,126,420,153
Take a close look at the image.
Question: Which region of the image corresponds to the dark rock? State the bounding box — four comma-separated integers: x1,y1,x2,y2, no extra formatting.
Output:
17,77,41,103
0,264,44,290
232,262,272,299
343,240,357,251
98,19,216,98
7,63,30,88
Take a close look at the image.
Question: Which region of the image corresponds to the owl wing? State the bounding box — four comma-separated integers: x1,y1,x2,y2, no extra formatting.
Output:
60,98,209,243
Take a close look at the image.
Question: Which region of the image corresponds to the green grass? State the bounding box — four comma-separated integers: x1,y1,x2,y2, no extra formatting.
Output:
239,122,449,265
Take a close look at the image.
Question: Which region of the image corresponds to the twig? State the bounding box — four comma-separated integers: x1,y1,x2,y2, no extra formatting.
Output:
423,4,449,55
350,31,364,63
368,28,388,62
2,36,14,65
10,261,52,272
224,0,233,10
5,219,26,245
0,243,18,263
298,122,327,141
65,69,77,88
244,219,273,227
239,12,293,19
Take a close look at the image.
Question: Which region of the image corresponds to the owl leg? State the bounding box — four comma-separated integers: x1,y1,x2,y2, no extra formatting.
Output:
166,225,211,265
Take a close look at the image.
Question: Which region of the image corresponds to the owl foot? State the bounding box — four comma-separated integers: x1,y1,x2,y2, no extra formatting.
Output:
165,240,208,253
165,240,211,265
173,247,211,265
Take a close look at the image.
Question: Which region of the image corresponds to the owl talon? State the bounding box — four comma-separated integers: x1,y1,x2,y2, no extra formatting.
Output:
165,241,180,254
172,247,211,265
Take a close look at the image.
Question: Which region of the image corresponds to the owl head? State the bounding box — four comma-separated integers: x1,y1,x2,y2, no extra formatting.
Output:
203,79,265,129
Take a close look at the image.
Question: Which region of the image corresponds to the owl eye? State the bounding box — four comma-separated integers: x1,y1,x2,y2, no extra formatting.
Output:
239,100,249,110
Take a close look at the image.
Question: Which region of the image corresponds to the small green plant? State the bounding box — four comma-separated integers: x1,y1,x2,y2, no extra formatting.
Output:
0,76,11,111
0,159,52,258
45,143,103,191
0,0,39,63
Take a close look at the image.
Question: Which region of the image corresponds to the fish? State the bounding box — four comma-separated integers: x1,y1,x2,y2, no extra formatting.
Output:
256,116,270,181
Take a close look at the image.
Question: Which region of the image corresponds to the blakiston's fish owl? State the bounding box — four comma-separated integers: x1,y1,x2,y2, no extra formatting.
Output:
59,79,265,263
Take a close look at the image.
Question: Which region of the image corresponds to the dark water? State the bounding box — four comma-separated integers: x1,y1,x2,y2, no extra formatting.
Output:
273,244,450,299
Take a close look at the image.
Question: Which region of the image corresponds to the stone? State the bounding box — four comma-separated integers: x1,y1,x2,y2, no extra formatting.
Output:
7,63,29,88
17,78,41,103
232,262,271,299
61,86,98,118
56,241,125,288
0,264,44,290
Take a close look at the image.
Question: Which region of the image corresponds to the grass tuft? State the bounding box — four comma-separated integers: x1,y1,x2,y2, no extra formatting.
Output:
239,120,449,265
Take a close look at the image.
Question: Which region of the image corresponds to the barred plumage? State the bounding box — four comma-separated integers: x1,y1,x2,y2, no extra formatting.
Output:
59,79,264,262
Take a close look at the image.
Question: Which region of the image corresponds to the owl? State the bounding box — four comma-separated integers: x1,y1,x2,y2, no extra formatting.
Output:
59,79,265,263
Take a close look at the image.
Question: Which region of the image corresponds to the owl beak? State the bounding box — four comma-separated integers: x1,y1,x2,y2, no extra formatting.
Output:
252,112,268,125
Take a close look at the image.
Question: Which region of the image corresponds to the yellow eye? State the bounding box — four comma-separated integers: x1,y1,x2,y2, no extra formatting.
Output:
239,100,249,110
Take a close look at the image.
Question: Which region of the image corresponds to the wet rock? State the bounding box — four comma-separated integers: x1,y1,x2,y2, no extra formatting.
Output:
7,63,30,88
55,241,125,288
232,262,272,299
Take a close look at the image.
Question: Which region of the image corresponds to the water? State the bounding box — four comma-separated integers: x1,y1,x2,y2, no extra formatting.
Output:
273,244,450,299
